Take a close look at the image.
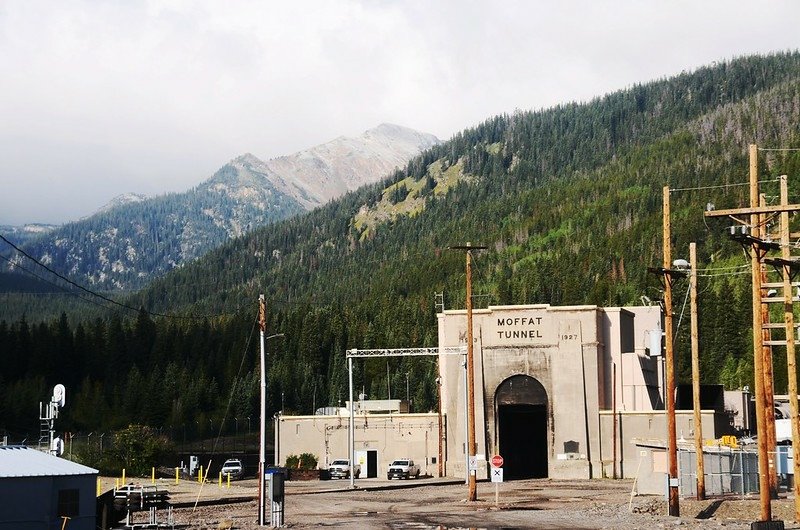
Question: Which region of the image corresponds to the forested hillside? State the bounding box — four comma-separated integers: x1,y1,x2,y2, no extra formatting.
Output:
0,124,437,297
3,53,800,442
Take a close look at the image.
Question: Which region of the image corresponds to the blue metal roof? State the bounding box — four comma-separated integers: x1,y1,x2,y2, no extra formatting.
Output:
0,446,98,478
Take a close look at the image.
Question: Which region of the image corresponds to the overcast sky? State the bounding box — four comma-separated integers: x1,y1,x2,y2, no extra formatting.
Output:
1,1,799,225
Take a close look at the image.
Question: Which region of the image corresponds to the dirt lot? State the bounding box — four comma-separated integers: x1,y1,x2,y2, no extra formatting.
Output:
106,476,800,529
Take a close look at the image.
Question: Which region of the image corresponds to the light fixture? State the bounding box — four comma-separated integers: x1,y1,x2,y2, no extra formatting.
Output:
672,258,689,270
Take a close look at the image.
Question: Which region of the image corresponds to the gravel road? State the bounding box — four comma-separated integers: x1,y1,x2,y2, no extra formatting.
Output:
107,476,800,529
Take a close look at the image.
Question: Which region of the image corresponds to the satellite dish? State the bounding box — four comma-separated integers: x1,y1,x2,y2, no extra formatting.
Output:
52,384,66,408
51,437,64,456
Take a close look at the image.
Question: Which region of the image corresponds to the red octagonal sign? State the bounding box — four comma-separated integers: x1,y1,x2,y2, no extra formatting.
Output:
491,454,504,468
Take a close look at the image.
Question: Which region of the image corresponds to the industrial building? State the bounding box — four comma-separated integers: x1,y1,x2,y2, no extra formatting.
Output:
0,445,98,530
276,303,732,490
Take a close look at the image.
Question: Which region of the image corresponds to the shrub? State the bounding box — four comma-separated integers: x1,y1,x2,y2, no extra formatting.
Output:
103,424,175,476
284,452,318,470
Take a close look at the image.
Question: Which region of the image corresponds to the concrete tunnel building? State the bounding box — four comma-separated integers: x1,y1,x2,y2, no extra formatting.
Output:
277,303,730,485
437,303,663,481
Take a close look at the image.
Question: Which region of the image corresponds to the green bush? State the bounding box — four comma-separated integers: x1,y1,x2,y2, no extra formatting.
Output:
102,424,175,476
284,452,318,470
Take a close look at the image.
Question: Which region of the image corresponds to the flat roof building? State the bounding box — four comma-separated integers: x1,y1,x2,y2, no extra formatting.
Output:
277,303,729,490
437,303,663,480
0,446,98,530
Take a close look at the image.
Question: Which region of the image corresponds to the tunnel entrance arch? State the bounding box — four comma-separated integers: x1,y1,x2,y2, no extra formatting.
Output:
495,374,549,479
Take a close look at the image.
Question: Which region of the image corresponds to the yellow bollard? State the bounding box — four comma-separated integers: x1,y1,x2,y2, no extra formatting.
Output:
115,478,119,490
218,472,222,487
152,467,155,484
121,468,126,485
175,467,179,485
97,477,101,496
198,466,203,484
227,472,231,489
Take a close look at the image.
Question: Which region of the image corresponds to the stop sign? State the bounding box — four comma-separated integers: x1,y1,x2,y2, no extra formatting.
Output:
491,454,504,467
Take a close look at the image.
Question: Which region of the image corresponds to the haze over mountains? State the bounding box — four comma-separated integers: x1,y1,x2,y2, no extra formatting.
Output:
1,123,438,290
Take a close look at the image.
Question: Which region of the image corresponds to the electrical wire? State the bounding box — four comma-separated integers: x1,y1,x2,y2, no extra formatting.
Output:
758,148,800,152
206,314,260,465
698,270,752,278
669,179,780,193
0,233,241,321
695,263,750,272
0,253,119,312
673,281,691,345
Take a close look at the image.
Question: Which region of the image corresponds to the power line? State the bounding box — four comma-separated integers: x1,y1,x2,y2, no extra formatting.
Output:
209,313,260,457
698,270,752,278
758,147,800,153
0,233,238,321
670,179,780,193
0,253,115,312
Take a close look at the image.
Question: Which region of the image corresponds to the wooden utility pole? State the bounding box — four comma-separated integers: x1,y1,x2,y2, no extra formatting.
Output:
750,145,773,522
689,242,705,500
760,193,779,499
779,175,800,521
705,146,800,528
465,247,477,501
663,186,680,516
449,243,487,502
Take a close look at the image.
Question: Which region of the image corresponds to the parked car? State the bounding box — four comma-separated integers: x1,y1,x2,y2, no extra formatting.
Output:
328,458,361,479
221,458,244,480
387,458,420,479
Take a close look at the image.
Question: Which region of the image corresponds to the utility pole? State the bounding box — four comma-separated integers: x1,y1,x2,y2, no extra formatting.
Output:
758,192,779,499
662,186,680,517
258,295,267,527
749,147,774,521
689,242,705,500
704,144,800,528
764,175,800,520
450,243,487,502
647,187,684,515
779,175,800,521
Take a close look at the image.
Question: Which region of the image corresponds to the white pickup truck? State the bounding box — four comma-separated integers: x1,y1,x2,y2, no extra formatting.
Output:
387,458,420,479
328,459,361,479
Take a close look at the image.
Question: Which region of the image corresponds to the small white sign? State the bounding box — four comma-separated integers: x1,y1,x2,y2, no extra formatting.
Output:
491,467,503,483
468,456,478,471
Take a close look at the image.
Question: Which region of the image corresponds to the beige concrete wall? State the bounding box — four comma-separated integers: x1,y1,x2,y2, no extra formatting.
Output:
603,306,662,412
598,410,723,493
438,304,606,479
275,413,441,476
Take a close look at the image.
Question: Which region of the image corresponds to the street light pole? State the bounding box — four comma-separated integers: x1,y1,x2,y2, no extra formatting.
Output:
258,295,267,527
257,294,284,527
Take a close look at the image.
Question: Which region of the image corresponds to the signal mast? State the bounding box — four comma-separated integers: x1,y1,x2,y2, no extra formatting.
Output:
39,384,66,455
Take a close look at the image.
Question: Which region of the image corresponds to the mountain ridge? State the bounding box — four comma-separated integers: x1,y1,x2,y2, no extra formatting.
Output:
1,123,439,291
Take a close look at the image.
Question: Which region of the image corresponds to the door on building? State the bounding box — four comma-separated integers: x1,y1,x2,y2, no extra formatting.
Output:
355,450,379,478
366,450,378,478
495,375,549,479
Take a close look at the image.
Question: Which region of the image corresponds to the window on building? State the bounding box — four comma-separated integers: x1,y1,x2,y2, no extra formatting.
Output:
57,488,79,517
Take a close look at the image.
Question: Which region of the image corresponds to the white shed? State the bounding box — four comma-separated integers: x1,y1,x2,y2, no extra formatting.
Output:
0,445,98,530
